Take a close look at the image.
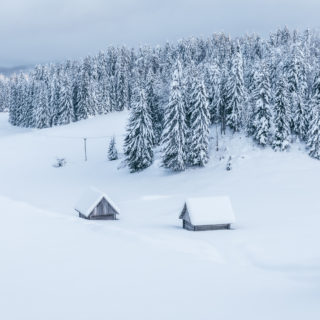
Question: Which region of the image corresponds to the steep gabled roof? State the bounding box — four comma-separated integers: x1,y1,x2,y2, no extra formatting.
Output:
180,196,235,226
75,187,120,218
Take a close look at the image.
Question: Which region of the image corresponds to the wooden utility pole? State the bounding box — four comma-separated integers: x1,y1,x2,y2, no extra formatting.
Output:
215,124,219,151
83,138,87,161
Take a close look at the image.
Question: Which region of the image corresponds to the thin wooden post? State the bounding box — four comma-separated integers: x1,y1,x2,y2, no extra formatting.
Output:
83,138,87,161
215,124,219,151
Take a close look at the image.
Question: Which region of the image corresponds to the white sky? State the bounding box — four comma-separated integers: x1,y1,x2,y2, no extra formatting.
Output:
1,0,319,66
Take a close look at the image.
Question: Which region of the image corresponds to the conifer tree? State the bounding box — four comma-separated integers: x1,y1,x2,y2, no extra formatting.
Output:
55,75,74,125
0,79,5,112
8,77,19,126
146,69,162,145
182,61,197,130
284,44,309,130
49,75,59,126
15,73,28,126
251,65,272,146
108,136,118,161
161,61,187,171
188,78,210,166
205,63,221,124
226,43,245,132
24,79,37,128
272,77,291,151
293,93,308,140
124,89,154,172
217,65,229,135
98,76,112,115
307,73,320,159
75,59,98,120
115,56,128,111
35,81,50,129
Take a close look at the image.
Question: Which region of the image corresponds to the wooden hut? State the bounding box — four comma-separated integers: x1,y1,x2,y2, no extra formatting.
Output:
75,187,120,220
179,196,235,231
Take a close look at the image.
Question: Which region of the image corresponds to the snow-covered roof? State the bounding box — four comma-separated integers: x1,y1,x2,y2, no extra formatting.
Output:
180,196,235,226
75,187,120,217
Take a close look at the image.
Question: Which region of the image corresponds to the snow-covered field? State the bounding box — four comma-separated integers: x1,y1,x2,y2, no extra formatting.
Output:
0,112,319,320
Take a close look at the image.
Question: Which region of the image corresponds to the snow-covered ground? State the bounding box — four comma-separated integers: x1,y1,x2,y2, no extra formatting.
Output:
0,112,319,320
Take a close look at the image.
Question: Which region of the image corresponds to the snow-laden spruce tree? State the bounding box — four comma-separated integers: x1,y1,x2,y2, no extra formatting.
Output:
226,42,245,132
108,136,118,161
35,81,50,129
15,73,29,127
8,75,21,126
161,61,187,171
188,78,210,166
97,76,112,115
293,92,308,140
291,46,309,140
146,69,163,145
75,59,98,120
307,73,320,159
115,55,129,111
0,79,6,112
7,81,16,126
124,88,154,172
272,77,291,151
205,62,221,125
24,79,37,128
251,65,272,146
182,61,197,130
217,65,229,135
284,44,309,131
55,75,74,125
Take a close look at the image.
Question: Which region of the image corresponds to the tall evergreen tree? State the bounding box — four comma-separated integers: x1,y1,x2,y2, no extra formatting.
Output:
49,75,59,126
182,61,197,130
251,65,272,146
55,75,74,125
307,73,320,159
24,78,37,128
75,58,98,120
188,78,210,166
108,136,118,161
146,69,163,145
226,43,245,132
205,63,221,124
8,77,19,126
115,55,129,111
161,61,187,171
293,93,308,140
124,89,154,172
272,77,291,151
35,81,50,129
284,44,309,129
76,72,92,120
217,65,229,134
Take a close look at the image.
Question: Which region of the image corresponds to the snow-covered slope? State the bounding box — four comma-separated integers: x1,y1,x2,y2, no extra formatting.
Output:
0,112,319,320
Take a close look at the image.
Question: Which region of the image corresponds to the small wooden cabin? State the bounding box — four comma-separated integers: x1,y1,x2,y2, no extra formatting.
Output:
75,187,120,220
179,196,235,231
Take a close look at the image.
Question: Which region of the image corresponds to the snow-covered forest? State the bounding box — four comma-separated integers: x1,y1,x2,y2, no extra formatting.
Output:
1,27,320,171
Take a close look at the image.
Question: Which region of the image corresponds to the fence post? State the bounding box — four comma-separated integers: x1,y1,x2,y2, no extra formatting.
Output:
83,138,87,161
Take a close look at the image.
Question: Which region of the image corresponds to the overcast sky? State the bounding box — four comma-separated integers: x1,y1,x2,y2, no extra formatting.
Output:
1,0,319,67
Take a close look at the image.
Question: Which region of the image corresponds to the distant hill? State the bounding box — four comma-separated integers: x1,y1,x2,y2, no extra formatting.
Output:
0,65,32,76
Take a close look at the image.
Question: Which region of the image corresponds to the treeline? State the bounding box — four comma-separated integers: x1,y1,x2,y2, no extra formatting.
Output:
1,27,320,171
